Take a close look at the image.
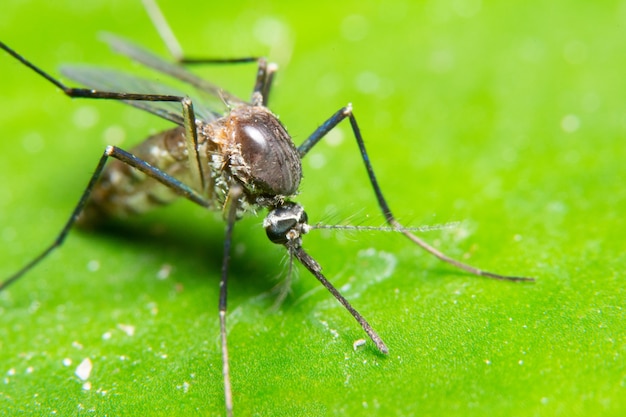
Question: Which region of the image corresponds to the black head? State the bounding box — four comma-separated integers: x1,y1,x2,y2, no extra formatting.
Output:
263,202,310,245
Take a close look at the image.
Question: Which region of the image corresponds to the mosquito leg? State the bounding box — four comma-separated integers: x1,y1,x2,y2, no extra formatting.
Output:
0,41,176,103
292,245,388,354
298,104,534,282
142,0,258,64
218,184,243,417
251,58,278,106
141,0,276,106
0,145,210,291
141,0,184,62
1,40,207,194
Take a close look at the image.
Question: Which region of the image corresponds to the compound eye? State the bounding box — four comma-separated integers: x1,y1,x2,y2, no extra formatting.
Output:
241,124,269,154
233,112,302,196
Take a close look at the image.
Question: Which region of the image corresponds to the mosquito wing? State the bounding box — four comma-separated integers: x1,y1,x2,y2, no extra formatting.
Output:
61,66,220,125
100,32,246,106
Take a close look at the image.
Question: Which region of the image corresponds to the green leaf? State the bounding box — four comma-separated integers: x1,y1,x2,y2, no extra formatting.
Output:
1,1,624,416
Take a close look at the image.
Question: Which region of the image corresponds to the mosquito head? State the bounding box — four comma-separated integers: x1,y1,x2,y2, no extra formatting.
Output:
263,202,311,246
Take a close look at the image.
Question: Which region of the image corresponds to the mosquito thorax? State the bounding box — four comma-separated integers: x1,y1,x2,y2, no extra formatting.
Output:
263,202,311,245
223,106,302,201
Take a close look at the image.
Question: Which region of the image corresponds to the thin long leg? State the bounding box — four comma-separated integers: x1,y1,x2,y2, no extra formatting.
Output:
249,58,278,107
0,145,210,291
141,0,276,106
142,0,257,64
0,41,207,194
218,184,243,417
298,104,534,282
292,245,388,354
0,42,176,103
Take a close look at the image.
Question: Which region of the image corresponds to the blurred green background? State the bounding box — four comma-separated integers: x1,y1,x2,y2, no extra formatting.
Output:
1,0,625,416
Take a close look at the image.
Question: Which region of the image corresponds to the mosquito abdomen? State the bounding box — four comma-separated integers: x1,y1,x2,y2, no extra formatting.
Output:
78,126,208,225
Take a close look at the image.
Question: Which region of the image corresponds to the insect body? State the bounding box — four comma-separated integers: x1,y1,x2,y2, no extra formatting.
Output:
0,1,533,416
80,104,301,224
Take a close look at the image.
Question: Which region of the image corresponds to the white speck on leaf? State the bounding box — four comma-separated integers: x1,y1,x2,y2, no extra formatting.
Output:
117,323,135,337
87,260,100,272
157,264,172,280
75,358,92,381
353,339,366,351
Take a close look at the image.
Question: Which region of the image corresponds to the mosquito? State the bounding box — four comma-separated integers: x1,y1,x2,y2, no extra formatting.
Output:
0,1,533,415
